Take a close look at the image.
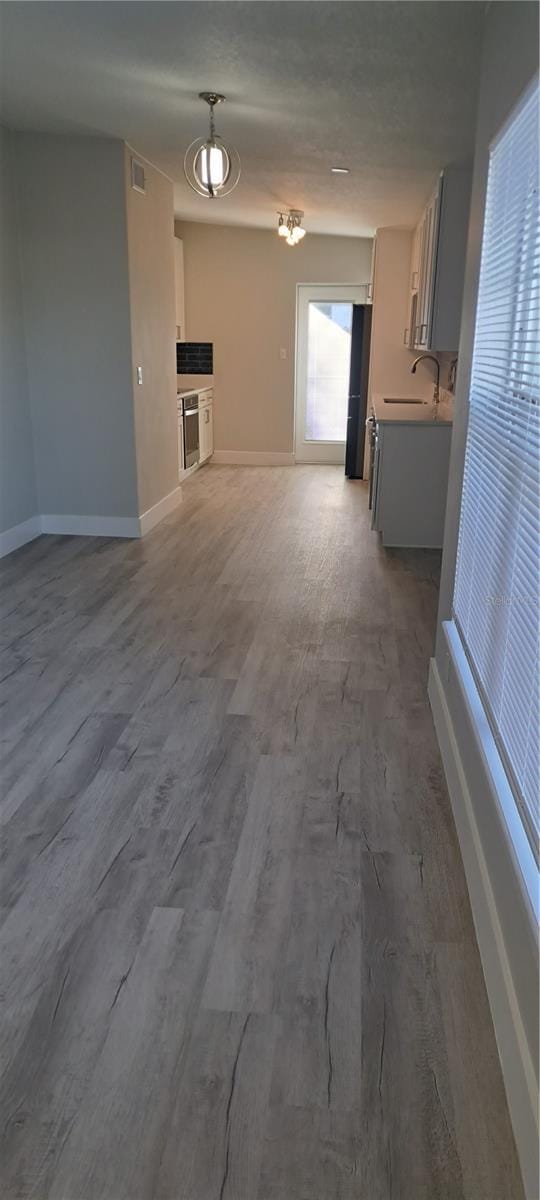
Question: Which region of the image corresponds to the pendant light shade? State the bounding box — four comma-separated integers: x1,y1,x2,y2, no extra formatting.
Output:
184,93,241,199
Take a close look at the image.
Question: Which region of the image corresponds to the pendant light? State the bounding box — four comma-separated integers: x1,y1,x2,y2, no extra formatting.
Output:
277,210,306,246
184,93,241,199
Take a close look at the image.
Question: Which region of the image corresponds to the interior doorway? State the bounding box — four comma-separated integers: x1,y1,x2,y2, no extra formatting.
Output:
294,284,367,463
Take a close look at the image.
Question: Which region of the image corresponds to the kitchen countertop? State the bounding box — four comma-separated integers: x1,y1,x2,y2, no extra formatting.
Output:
371,392,454,425
177,374,214,397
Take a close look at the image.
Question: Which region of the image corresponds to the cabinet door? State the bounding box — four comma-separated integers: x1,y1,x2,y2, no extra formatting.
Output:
206,403,214,458
418,206,432,346
199,404,213,462
370,438,382,530
177,415,184,479
413,180,441,349
413,213,426,347
198,407,207,462
410,222,421,292
423,182,441,347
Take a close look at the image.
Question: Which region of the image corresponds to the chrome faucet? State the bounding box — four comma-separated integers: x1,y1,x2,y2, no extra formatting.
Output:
411,353,440,404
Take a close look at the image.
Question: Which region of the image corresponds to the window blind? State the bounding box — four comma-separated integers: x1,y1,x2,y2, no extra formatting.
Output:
453,79,540,851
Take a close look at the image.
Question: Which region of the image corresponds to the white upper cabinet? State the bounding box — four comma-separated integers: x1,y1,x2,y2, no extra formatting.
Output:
174,236,185,342
408,166,472,352
410,222,421,294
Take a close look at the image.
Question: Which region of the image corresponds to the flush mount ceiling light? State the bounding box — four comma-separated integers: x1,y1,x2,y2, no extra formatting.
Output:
277,210,306,246
331,166,350,174
184,92,241,199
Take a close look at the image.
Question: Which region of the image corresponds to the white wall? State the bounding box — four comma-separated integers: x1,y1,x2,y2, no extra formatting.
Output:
0,126,37,534
176,220,372,455
430,4,539,1194
15,135,139,520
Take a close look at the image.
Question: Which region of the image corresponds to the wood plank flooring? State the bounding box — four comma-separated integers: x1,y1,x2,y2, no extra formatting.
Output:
0,465,524,1199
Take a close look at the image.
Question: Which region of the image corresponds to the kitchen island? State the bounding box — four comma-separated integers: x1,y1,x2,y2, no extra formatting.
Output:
370,393,453,548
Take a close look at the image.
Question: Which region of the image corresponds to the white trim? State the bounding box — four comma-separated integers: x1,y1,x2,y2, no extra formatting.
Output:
210,451,295,466
40,513,140,538
428,646,538,1200
441,621,538,920
0,490,185,556
138,486,182,536
0,515,41,558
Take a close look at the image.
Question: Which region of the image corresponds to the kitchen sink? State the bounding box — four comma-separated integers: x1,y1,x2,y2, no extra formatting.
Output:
383,397,426,404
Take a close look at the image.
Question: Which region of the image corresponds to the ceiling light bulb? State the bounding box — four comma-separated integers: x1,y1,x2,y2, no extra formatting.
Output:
277,209,306,245
196,142,230,189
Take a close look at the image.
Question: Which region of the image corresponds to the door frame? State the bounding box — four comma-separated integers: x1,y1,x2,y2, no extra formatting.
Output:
294,283,368,463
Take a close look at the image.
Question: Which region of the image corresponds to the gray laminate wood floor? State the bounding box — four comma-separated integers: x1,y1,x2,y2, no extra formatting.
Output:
0,465,524,1200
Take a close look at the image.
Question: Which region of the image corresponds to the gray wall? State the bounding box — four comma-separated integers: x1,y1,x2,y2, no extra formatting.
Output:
15,135,138,518
0,126,37,532
432,4,539,1193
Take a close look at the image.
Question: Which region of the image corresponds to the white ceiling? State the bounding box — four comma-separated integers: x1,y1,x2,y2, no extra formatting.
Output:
0,1,485,236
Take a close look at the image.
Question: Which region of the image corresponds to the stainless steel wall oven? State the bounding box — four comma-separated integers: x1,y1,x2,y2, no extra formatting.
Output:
183,393,200,469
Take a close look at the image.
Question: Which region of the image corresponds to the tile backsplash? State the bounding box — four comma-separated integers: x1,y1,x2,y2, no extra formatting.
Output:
177,342,213,375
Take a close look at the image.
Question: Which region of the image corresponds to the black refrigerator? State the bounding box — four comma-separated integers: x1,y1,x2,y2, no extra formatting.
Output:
345,304,372,479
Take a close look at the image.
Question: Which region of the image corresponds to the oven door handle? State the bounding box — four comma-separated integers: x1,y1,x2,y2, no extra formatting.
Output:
184,407,199,417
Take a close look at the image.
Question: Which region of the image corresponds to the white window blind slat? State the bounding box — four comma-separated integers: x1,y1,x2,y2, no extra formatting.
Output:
453,80,540,854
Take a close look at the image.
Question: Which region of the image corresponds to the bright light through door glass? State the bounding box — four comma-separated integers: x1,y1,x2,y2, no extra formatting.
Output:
305,302,352,441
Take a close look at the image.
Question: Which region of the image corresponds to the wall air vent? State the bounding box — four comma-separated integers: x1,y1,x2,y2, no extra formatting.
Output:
131,158,146,194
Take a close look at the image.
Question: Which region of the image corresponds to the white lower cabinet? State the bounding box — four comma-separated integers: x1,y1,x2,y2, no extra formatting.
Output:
178,387,214,481
205,404,214,461
371,420,452,548
177,410,184,481
198,390,214,464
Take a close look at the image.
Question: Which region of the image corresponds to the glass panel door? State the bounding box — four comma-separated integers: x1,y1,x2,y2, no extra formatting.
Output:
295,284,367,463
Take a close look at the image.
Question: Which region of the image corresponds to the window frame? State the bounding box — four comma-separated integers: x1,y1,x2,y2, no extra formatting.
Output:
451,75,539,857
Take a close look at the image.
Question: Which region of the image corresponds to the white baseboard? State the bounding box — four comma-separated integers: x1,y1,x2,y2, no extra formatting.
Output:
0,515,42,558
428,656,538,1200
40,513,140,538
138,486,182,536
210,450,295,466
0,490,185,558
